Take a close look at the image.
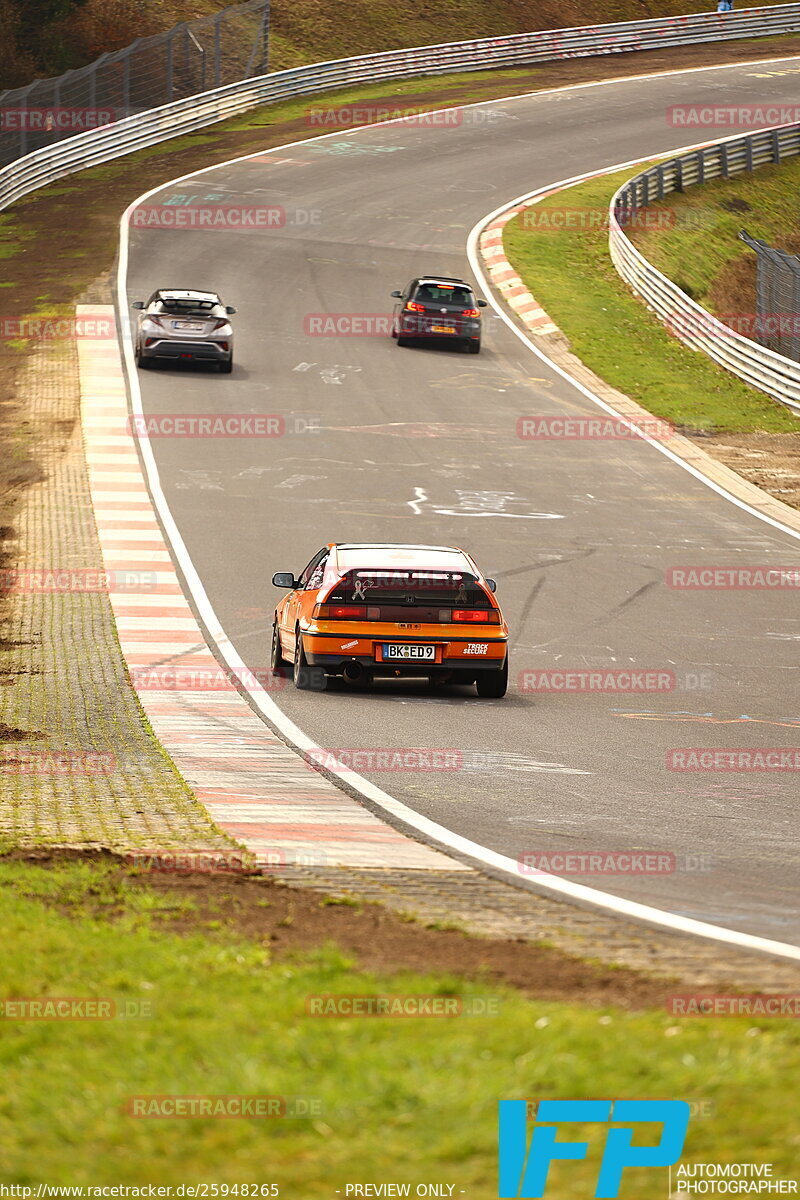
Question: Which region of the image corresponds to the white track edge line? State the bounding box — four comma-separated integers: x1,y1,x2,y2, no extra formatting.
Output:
115,60,800,962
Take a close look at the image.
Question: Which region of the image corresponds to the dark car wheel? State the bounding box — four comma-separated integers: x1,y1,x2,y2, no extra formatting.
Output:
396,335,411,347
270,623,285,671
219,357,233,374
135,346,151,369
467,340,481,354
475,657,508,698
293,633,326,691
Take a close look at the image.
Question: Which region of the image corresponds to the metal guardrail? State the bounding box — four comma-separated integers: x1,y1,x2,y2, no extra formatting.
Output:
0,0,270,169
2,4,800,215
610,124,800,414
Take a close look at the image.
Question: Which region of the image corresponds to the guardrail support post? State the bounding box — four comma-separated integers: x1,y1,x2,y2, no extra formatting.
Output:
166,32,175,103
122,51,130,117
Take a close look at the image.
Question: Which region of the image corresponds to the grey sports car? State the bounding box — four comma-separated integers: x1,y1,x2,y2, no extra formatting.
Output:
132,288,236,372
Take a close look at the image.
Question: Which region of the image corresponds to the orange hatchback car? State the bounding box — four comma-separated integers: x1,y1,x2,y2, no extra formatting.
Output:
271,543,509,697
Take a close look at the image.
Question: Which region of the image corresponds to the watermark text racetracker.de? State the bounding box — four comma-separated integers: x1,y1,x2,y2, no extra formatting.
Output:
306,748,462,773
666,566,800,589
517,850,714,876
519,668,675,693
518,668,715,692
667,102,800,128
0,568,157,593
0,997,153,1020
0,106,116,131
127,414,319,438
304,313,392,337
0,750,115,776
667,749,800,772
666,311,800,341
305,993,500,1016
303,103,505,128
130,666,286,693
668,993,800,1017
125,848,328,872
520,205,711,232
131,202,320,231
0,314,117,342
127,1095,321,1118
517,415,674,441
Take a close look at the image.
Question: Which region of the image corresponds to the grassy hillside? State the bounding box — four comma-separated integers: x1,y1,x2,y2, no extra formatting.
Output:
626,154,800,322
0,0,792,88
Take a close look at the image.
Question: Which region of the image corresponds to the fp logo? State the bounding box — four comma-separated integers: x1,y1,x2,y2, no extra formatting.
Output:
498,1099,690,1198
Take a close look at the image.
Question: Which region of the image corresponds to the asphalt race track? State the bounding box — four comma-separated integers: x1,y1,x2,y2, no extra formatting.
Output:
123,58,800,945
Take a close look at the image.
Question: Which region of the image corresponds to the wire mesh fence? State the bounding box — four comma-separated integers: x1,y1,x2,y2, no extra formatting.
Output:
739,230,800,363
0,0,269,167
610,123,800,410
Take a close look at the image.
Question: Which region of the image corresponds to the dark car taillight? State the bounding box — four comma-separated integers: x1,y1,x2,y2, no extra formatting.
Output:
405,301,425,313
461,308,480,318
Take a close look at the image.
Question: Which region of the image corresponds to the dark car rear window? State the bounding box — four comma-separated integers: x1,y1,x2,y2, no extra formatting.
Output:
414,284,473,307
157,298,217,315
330,570,490,606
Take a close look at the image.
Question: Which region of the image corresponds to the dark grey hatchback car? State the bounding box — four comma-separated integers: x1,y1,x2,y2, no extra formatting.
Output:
391,276,488,353
132,288,236,372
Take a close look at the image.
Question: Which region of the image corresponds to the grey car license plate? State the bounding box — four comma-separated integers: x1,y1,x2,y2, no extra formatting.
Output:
173,320,204,330
382,644,435,661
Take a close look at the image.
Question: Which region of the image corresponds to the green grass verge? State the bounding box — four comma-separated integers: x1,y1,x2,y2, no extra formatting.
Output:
0,857,798,1190
626,154,800,310
502,168,800,433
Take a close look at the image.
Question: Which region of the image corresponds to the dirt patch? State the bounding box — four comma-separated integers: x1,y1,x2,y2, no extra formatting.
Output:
695,429,800,506
4,847,682,1008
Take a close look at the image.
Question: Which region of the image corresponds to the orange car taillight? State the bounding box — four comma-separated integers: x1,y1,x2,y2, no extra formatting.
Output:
405,300,425,312
312,604,367,619
452,609,500,624
461,308,480,318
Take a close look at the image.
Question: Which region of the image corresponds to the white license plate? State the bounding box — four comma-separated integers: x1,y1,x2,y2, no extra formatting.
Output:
173,320,204,331
382,644,435,661
431,325,455,334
